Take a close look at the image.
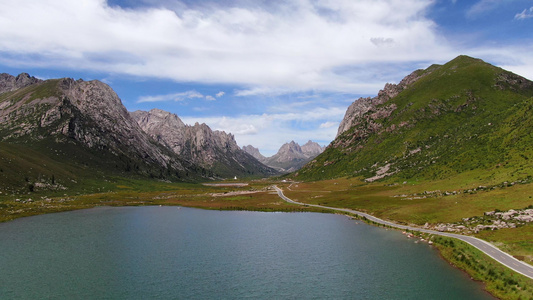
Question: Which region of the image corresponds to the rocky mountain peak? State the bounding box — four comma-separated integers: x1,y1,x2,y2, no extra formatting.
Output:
149,108,186,127
131,109,186,136
336,67,431,138
0,72,276,183
242,145,266,161
298,55,533,182
280,141,303,155
301,140,325,156
248,140,325,173
131,108,276,177
0,72,42,94
0,73,191,180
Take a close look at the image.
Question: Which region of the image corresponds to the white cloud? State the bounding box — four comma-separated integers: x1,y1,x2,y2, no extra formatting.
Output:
205,95,216,101
216,91,225,97
515,7,533,20
1,0,531,100
0,0,450,95
370,37,395,47
466,0,500,18
138,90,204,103
319,121,338,129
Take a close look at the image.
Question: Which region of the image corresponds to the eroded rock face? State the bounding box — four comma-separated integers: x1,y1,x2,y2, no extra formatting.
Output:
301,140,325,157
336,69,429,138
61,80,172,163
0,73,41,94
131,109,277,177
257,140,325,173
0,74,185,175
242,145,265,161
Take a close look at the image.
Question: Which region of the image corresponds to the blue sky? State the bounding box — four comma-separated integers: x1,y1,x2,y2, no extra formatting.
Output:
1,0,532,156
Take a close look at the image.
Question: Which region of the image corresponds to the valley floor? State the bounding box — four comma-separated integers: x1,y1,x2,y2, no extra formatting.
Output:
0,178,326,223
1,176,533,299
278,177,533,300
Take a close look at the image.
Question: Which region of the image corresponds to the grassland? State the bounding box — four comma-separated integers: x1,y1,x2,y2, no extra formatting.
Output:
280,177,533,262
2,175,533,299
297,56,533,184
0,177,329,223
277,176,533,299
432,235,533,300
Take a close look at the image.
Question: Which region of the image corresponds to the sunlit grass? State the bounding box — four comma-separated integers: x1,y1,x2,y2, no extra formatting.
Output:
0,178,327,222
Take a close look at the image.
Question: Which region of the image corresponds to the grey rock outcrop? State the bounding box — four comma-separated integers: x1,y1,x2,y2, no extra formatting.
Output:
0,73,41,94
246,140,325,173
242,145,266,161
0,73,194,179
131,109,277,178
336,68,430,137
301,140,325,157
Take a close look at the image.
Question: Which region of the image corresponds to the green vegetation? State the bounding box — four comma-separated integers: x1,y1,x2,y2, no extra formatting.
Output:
282,178,532,225
476,224,533,266
284,56,533,298
279,177,533,299
2,56,533,299
0,139,197,196
0,79,61,104
433,236,533,300
297,56,533,183
0,178,327,223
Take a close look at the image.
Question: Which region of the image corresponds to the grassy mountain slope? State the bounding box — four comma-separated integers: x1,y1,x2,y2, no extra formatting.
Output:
297,56,533,183
0,75,207,194
283,55,533,298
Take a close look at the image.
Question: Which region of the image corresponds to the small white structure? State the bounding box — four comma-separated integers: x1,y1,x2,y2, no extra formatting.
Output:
234,176,237,180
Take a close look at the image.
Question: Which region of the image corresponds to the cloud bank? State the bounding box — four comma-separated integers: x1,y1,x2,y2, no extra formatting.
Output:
0,0,452,95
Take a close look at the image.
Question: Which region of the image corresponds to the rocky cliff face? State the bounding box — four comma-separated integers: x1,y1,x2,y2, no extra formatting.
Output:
297,55,533,181
301,140,325,157
336,68,431,138
245,140,324,173
268,141,307,164
0,74,196,180
0,73,41,94
242,145,265,161
131,109,277,178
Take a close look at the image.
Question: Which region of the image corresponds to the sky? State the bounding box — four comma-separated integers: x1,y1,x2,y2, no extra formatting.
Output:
1,0,532,156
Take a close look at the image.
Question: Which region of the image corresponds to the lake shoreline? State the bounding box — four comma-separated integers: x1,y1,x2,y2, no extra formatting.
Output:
0,205,496,299
1,191,530,299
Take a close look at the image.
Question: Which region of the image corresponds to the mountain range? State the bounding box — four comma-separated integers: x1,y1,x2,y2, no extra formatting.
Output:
130,108,276,178
3,55,533,194
0,73,275,193
243,140,325,173
296,55,533,183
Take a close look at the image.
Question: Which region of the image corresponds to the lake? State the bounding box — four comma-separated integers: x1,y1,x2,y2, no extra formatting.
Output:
0,206,494,299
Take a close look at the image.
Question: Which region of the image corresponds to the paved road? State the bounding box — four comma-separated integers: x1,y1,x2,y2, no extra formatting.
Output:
273,185,533,279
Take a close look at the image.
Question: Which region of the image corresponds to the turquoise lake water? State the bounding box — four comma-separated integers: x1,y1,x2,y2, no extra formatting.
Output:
0,206,494,299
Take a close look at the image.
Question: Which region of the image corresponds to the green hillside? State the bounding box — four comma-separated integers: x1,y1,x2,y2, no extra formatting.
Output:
0,76,208,194
297,56,533,183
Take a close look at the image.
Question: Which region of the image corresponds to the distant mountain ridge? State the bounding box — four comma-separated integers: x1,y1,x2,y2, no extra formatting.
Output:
0,73,275,193
131,109,277,178
242,145,266,161
0,73,41,94
296,55,533,182
243,140,325,173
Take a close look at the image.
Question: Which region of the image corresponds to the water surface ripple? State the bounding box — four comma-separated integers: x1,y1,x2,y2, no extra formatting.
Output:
0,207,494,299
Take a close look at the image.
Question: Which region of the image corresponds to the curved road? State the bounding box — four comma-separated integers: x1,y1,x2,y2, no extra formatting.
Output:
273,185,533,279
